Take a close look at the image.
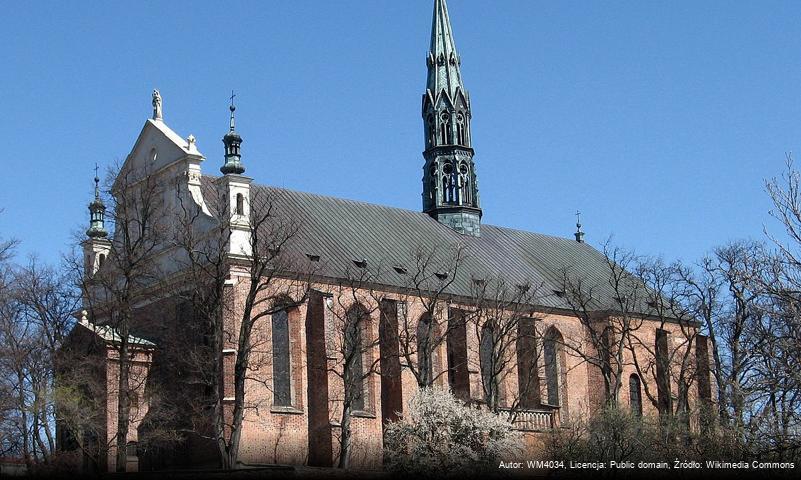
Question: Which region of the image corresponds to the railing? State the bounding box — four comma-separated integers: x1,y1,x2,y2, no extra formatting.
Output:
500,407,559,431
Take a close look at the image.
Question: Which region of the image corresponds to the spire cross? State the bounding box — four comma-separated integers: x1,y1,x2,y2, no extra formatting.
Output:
576,210,582,228
93,163,101,199
229,90,237,131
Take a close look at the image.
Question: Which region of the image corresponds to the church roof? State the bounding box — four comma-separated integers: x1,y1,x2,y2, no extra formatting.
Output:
203,177,639,313
76,318,156,347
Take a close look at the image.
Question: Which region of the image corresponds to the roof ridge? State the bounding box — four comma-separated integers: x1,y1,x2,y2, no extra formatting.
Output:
203,174,581,243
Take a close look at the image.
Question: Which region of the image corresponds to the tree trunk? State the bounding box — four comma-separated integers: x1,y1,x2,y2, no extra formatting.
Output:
115,338,131,473
18,370,32,468
338,403,352,469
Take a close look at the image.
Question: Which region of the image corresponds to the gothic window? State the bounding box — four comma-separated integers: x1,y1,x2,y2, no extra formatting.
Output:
446,308,470,401
345,305,368,411
516,318,539,409
126,441,138,459
696,335,713,431
601,327,613,403
480,324,494,404
272,308,291,406
430,164,439,203
543,327,566,407
427,114,436,147
442,163,452,204
456,113,466,145
629,374,643,416
417,314,434,386
98,254,105,267
696,335,712,401
458,163,469,204
655,329,671,415
235,193,244,215
440,112,451,145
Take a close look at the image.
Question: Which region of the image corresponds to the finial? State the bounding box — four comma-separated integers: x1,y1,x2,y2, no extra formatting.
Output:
152,89,163,121
87,166,108,239
93,163,100,199
229,90,237,131
575,211,585,243
221,91,245,175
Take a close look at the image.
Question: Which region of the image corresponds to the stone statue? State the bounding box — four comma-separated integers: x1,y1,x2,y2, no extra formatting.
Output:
152,89,162,120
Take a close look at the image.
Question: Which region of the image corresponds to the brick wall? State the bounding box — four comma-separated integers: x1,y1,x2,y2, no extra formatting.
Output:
84,274,713,471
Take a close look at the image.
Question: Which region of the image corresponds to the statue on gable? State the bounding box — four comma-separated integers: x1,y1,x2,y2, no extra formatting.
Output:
152,89,163,120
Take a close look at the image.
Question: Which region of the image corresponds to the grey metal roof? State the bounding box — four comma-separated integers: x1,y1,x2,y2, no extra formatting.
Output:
203,177,635,313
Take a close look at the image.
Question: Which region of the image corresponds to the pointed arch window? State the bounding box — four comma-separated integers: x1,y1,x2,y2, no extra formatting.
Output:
427,114,436,147
458,163,469,205
417,314,434,386
655,329,671,415
480,324,495,404
629,374,642,416
456,113,466,145
543,327,567,408
440,112,452,145
442,163,457,204
272,308,291,406
516,318,539,409
446,308,470,401
345,305,368,411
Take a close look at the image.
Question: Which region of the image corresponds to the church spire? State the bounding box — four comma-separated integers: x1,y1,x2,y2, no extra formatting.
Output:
221,91,245,175
575,211,585,243
421,0,482,236
86,165,108,239
427,0,463,100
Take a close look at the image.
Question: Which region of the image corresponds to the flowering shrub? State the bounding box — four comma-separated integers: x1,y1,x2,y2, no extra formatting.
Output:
383,387,521,477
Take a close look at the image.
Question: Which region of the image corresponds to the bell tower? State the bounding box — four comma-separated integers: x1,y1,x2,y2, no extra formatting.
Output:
83,168,111,276
421,0,481,236
218,93,253,257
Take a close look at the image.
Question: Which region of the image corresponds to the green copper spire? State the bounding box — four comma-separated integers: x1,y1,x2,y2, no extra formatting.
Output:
422,0,482,236
86,165,108,238
427,0,464,100
221,91,245,175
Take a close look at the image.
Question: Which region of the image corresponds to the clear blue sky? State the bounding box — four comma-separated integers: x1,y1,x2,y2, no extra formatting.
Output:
1,0,800,265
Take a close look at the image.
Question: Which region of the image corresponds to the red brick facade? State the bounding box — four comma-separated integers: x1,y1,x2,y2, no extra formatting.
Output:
65,269,713,473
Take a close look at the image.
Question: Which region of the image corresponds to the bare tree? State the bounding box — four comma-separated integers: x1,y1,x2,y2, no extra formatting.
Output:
170,184,312,469
627,257,702,429
556,243,646,408
77,162,170,472
394,244,465,389
324,265,385,469
0,256,80,470
466,275,544,414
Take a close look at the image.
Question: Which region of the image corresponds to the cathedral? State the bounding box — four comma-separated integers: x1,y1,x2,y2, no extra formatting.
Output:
62,0,712,473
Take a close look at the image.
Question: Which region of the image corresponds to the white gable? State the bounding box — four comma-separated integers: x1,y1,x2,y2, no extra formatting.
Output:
117,119,204,185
